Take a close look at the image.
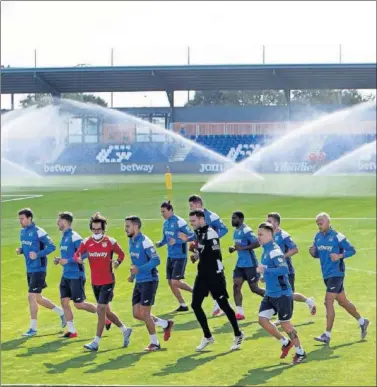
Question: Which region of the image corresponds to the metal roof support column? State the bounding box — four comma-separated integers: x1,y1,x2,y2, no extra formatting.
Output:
166,90,175,123
52,92,61,105
284,88,291,121
11,94,14,110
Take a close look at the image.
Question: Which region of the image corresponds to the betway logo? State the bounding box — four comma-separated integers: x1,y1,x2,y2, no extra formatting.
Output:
88,252,108,258
60,246,68,251
317,245,333,252
130,252,140,258
359,161,376,172
165,231,175,237
22,240,32,246
44,164,77,175
120,164,154,173
274,162,314,173
199,164,224,173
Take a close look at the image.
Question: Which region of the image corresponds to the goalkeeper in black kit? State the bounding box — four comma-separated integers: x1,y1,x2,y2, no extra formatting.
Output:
188,209,245,352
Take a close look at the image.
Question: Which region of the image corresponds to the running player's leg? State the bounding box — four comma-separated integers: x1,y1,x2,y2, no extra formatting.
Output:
278,296,306,363
335,284,360,319
74,302,97,313
136,281,161,350
96,304,107,339
60,278,77,337
258,298,285,340
61,297,73,322
325,292,337,332
216,296,242,337
61,297,76,337
84,283,113,351
336,290,369,338
191,277,212,340
24,273,64,336
314,277,340,344
169,259,192,311
166,258,181,304
212,274,243,347
71,278,97,314
105,304,132,347
258,296,293,358
171,259,192,293
246,267,265,297
290,274,316,314
233,273,245,319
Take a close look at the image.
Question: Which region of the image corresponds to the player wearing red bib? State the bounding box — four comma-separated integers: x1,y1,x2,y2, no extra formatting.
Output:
74,213,132,351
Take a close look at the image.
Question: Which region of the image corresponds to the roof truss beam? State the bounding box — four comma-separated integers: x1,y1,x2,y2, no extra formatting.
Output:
33,73,61,95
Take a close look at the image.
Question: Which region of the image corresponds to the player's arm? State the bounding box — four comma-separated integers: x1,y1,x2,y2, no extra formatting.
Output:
309,236,319,258
187,234,197,242
212,218,228,238
156,231,167,248
112,241,125,265
71,238,88,262
176,223,195,244
263,252,289,276
337,233,356,259
283,235,298,258
37,231,56,257
236,231,260,251
138,246,160,273
74,240,87,262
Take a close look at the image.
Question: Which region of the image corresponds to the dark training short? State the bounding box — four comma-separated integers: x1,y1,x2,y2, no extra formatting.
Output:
92,282,115,305
288,274,295,293
27,272,47,294
60,277,86,303
132,281,159,306
233,266,260,283
324,276,344,294
259,295,294,322
166,257,187,280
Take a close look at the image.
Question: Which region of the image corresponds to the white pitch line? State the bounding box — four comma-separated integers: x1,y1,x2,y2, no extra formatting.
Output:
347,267,376,275
1,194,43,197
1,195,44,203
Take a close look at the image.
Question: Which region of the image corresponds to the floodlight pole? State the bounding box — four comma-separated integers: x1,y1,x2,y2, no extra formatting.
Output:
110,48,114,108
187,46,190,103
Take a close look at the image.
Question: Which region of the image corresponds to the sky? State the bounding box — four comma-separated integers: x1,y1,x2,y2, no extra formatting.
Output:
1,0,376,109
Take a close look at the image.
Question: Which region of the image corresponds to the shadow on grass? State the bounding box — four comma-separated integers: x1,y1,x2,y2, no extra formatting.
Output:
85,349,166,373
1,332,63,352
16,338,89,358
235,340,366,386
153,350,231,377
43,347,121,374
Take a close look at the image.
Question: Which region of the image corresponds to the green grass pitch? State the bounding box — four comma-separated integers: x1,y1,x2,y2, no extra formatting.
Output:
1,175,376,386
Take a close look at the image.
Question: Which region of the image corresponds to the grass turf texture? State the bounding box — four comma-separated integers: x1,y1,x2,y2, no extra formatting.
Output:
1,175,376,386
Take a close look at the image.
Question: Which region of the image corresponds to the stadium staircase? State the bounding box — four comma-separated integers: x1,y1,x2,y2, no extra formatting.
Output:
169,141,193,162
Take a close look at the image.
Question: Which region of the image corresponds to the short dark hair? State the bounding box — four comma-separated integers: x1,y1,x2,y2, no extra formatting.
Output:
125,215,142,229
188,195,203,204
18,208,33,219
161,201,173,211
58,211,73,224
90,212,107,230
232,211,244,220
189,209,205,219
258,222,274,234
267,212,281,224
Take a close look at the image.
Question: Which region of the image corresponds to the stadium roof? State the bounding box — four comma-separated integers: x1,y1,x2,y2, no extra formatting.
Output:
1,63,376,96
